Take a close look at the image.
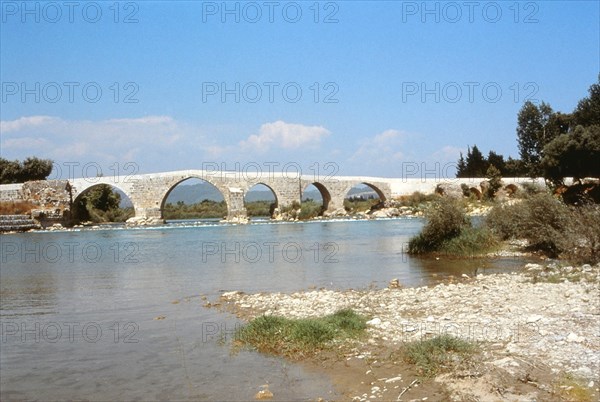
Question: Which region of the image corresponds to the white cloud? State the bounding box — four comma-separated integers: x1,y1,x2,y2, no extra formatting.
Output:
350,129,408,163
240,120,330,152
0,115,189,169
430,145,463,164
0,115,59,133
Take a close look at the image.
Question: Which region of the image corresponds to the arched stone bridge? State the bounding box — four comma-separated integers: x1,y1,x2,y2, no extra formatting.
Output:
69,170,394,220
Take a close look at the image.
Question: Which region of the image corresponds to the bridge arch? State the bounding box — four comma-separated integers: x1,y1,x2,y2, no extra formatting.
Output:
342,182,387,214
302,182,331,214
71,178,135,204
356,182,387,201
244,182,278,219
159,176,230,220
71,182,135,223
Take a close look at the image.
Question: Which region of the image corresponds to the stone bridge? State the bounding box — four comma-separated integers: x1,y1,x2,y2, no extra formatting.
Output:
68,170,394,220
1,170,546,224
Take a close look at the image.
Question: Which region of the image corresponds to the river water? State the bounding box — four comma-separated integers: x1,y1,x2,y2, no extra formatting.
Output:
0,218,527,400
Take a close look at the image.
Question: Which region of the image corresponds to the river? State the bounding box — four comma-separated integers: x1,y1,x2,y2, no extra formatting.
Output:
0,218,527,400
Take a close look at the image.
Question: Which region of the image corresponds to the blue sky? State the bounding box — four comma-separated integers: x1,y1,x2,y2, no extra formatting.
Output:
1,0,598,178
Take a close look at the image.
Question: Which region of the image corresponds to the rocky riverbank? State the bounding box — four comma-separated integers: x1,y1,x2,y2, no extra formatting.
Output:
220,263,600,401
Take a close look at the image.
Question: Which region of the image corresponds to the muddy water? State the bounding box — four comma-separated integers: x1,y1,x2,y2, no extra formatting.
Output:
0,218,529,400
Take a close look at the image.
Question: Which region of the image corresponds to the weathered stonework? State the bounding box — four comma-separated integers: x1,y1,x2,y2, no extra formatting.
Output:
65,171,393,223
0,180,72,227
0,172,548,226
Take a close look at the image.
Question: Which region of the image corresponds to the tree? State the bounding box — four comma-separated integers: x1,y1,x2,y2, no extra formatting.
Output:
456,153,467,177
0,157,53,184
516,101,559,176
467,145,487,176
572,75,600,127
85,184,121,211
487,151,506,175
0,159,22,184
75,184,123,222
485,164,503,199
21,157,53,181
504,157,526,177
541,125,600,184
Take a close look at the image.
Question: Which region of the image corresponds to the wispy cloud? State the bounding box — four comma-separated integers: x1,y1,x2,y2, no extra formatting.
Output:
1,115,187,166
350,129,408,163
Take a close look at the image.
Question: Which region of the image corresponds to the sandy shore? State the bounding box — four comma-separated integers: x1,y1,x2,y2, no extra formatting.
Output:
220,263,600,401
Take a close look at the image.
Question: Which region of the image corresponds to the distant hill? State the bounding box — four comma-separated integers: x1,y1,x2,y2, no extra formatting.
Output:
117,182,378,207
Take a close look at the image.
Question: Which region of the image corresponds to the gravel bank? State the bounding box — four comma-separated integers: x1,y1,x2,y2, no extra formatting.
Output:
221,263,600,381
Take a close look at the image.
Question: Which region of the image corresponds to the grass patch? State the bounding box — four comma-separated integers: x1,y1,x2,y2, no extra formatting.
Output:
233,309,367,360
554,373,596,402
402,335,477,377
0,201,38,215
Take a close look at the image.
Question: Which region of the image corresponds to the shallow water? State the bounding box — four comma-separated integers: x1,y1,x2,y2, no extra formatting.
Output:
0,218,528,400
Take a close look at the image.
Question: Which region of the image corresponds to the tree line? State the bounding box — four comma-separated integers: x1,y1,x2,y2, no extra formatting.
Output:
0,157,53,184
457,76,600,184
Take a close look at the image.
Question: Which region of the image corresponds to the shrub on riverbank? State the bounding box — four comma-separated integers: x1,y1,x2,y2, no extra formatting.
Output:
485,193,600,263
408,198,498,255
438,226,499,256
233,309,367,360
408,198,468,254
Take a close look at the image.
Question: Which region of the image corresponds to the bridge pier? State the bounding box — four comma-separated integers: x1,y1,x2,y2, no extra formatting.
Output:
225,188,248,220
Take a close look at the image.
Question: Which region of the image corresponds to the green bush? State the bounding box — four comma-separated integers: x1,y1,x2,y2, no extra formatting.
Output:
408,199,470,254
344,198,379,213
244,200,277,217
486,193,570,257
485,193,600,262
485,202,529,240
163,200,227,219
438,226,499,256
565,203,600,263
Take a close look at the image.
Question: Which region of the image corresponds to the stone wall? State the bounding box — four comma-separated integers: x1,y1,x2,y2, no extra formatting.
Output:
0,180,72,227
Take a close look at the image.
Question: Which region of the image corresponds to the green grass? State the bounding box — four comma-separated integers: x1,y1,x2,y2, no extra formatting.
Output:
554,373,597,402
437,227,500,256
298,199,325,220
402,335,477,377
233,309,367,360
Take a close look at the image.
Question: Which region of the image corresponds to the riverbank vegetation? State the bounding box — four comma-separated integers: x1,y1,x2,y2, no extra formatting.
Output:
408,193,600,264
486,194,600,263
163,200,228,220
407,198,499,256
412,77,600,262
401,335,478,378
233,309,367,360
